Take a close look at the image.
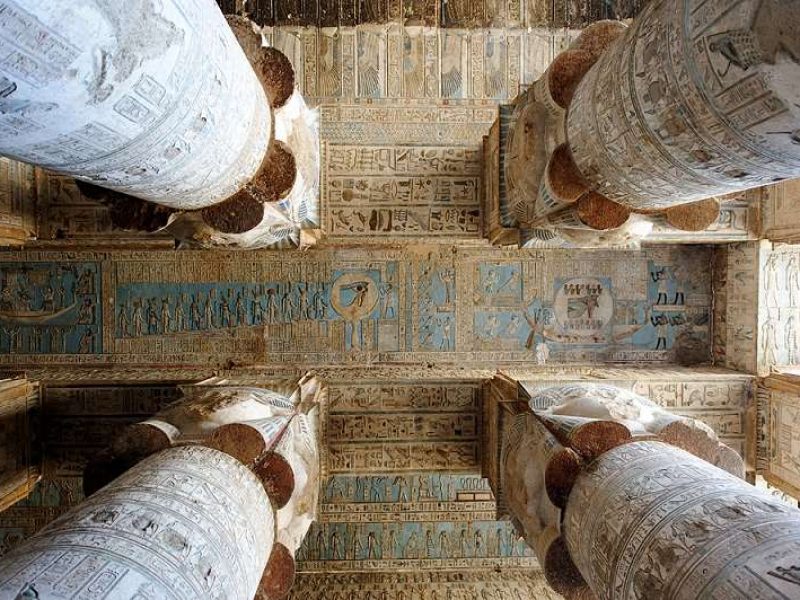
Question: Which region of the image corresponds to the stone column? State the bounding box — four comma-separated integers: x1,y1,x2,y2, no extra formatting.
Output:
82,378,321,600
0,158,36,246
0,378,40,512
0,445,274,600
496,383,780,600
0,0,271,209
567,0,800,211
565,441,800,600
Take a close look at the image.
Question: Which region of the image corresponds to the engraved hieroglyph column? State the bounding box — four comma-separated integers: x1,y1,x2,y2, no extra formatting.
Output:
0,0,271,209
567,0,800,211
498,383,800,599
565,442,800,600
81,379,322,600
0,446,274,600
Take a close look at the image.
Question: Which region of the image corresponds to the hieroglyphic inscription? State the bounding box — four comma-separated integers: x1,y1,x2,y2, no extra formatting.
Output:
0,383,181,555
323,145,481,238
0,158,35,241
223,0,642,27
288,569,561,599
567,0,800,209
328,381,479,412
462,247,712,365
0,0,271,209
40,384,182,477
0,260,102,356
713,242,761,374
297,519,535,568
319,102,497,145
761,375,800,499
762,180,800,243
646,190,760,244
265,25,582,104
307,380,538,573
759,244,800,373
319,474,495,522
323,382,481,474
565,442,800,600
0,447,273,600
0,379,39,513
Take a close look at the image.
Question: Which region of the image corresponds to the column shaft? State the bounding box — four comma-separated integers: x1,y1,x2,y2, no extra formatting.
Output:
567,0,800,210
0,445,273,600
0,378,39,512
0,0,271,209
565,441,800,600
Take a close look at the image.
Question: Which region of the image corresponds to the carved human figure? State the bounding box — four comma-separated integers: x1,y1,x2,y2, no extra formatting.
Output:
379,283,396,319
78,327,93,354
786,254,799,307
251,291,265,325
113,302,128,338
205,292,216,329
235,292,246,326
220,296,232,328
175,297,186,332
763,313,779,366
766,253,780,306
161,298,172,333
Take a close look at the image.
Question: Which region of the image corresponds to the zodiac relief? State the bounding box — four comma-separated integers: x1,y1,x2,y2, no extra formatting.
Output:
467,254,711,361
330,271,388,352
552,278,614,340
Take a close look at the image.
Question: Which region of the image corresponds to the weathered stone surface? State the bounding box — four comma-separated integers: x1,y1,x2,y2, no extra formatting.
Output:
568,0,800,211
759,374,800,499
565,441,800,600
0,378,40,512
0,446,274,600
0,1,271,209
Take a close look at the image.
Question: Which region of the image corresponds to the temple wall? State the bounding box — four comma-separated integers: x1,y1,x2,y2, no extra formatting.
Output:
758,374,800,499
761,180,800,243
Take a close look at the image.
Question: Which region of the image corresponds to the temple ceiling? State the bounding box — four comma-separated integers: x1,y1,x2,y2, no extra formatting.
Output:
1,1,799,597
